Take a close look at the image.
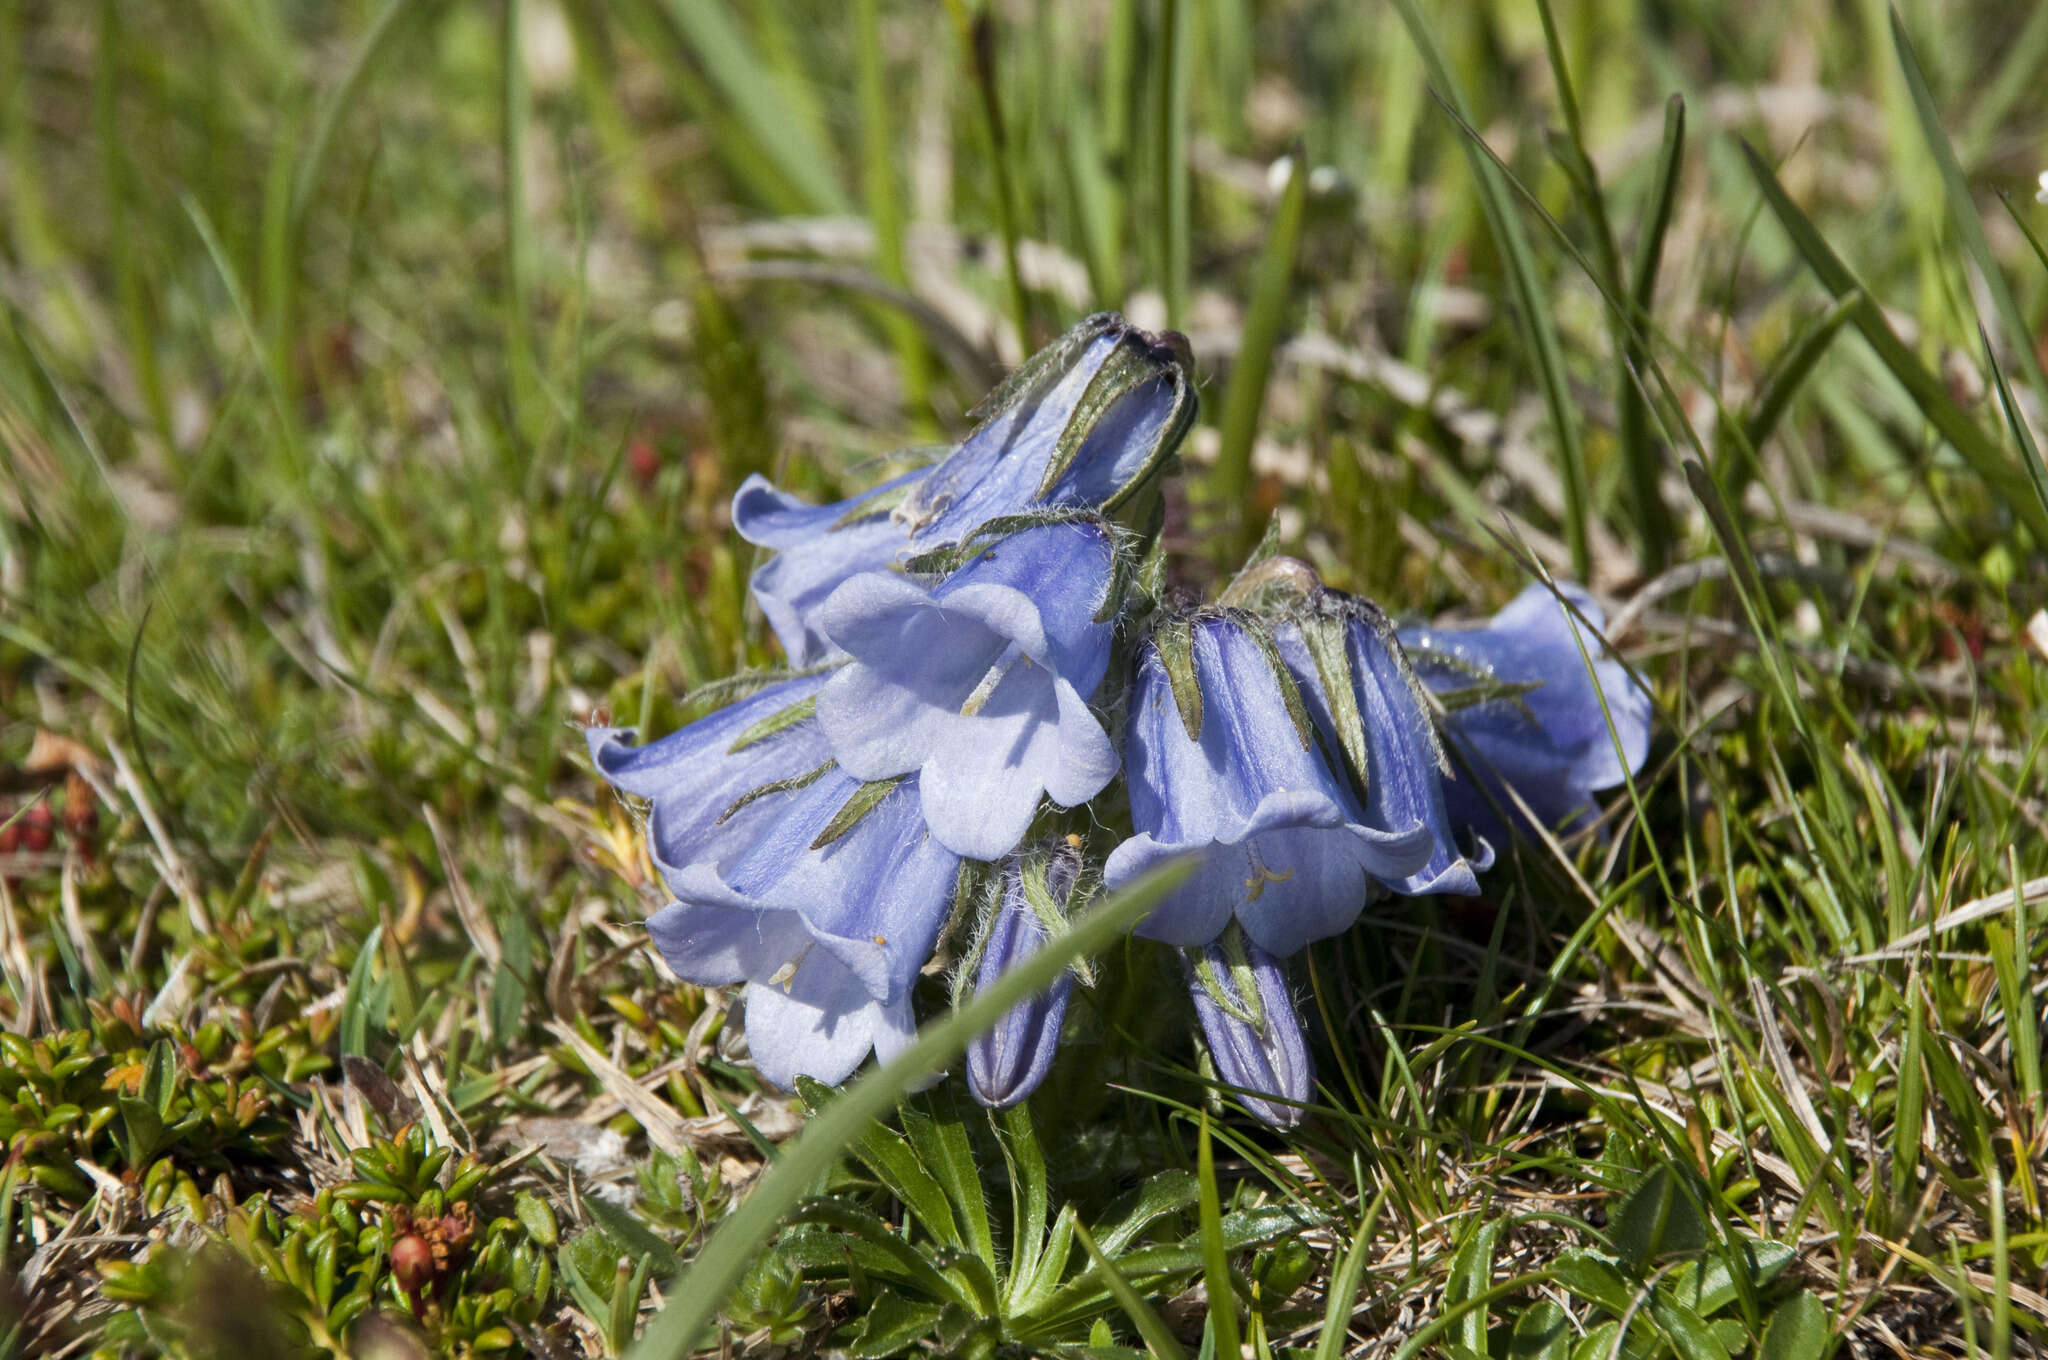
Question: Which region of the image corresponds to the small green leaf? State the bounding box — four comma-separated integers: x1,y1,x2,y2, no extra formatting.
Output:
1509,1300,1571,1360
1650,1295,1733,1360
1662,1239,1795,1318
140,1039,175,1117
1609,1162,1704,1270
843,1291,946,1358
1443,1220,1501,1356
1550,1248,1634,1315
1758,1292,1828,1360
999,1101,1052,1312
514,1191,558,1249
899,1090,996,1270
584,1196,678,1276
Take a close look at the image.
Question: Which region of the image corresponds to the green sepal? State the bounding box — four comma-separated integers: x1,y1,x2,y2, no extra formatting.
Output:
1092,529,1141,624
1427,672,1544,720
718,760,835,825
1295,611,1372,801
725,695,817,755
1237,614,1313,751
1036,333,1199,518
684,660,842,712
967,312,1123,423
900,506,1101,579
811,774,910,851
1151,617,1204,743
1188,925,1263,1031
827,474,927,531
1215,551,1322,612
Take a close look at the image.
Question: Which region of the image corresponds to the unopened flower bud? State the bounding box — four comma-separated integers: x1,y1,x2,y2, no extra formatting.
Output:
966,846,1082,1108
1185,935,1312,1129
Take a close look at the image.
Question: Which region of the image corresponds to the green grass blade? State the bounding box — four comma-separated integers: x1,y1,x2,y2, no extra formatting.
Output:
1312,1189,1387,1360
1196,1113,1242,1360
1074,1218,1190,1360
623,862,1189,1360
1061,107,1124,308
1155,0,1191,329
854,0,930,418
502,0,539,444
1389,0,1591,579
1736,138,2048,542
1738,292,1861,465
289,0,416,230
1891,8,2048,410
1618,93,1685,565
1212,152,1307,556
95,0,171,448
654,0,849,215
946,2,1031,352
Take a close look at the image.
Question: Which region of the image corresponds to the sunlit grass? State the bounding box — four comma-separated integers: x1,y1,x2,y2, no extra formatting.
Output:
1,2,2046,1357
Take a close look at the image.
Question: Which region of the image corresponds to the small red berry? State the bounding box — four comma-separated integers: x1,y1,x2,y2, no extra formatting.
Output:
19,804,54,854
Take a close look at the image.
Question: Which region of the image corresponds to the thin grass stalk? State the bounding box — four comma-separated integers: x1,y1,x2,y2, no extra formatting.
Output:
623,864,1188,1360
855,0,933,421
1155,0,1191,329
1389,0,1591,579
1212,154,1307,557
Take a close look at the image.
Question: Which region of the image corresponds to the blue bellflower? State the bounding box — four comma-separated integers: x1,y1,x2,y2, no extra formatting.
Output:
964,845,1083,1108
1185,936,1313,1129
1277,598,1488,898
644,769,960,1089
729,469,929,667
814,520,1120,862
732,314,1191,664
1398,583,1651,840
586,673,829,874
1105,615,1434,958
589,687,960,1089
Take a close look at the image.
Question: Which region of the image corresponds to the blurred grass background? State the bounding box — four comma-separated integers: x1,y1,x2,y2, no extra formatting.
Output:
3,0,2048,1356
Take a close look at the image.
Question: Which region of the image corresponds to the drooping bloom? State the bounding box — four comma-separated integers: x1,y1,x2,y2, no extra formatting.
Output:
814,519,1120,862
1104,614,1434,958
732,314,1193,664
1397,582,1651,840
589,688,961,1089
645,768,961,1089
1277,596,1488,897
1185,936,1312,1129
964,845,1083,1108
729,468,930,667
586,673,830,873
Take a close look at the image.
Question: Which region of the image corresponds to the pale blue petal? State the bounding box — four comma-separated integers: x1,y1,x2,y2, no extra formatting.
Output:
1400,583,1651,838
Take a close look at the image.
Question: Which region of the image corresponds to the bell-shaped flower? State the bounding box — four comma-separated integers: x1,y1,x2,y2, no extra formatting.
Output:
1104,614,1434,958
730,468,929,666
586,673,831,873
1276,597,1488,898
964,845,1083,1108
732,313,1194,664
1397,583,1651,839
814,519,1120,862
1185,935,1312,1129
644,768,962,1089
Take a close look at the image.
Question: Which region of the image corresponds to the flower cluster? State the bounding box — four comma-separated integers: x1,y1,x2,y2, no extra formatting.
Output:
590,313,1650,1126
